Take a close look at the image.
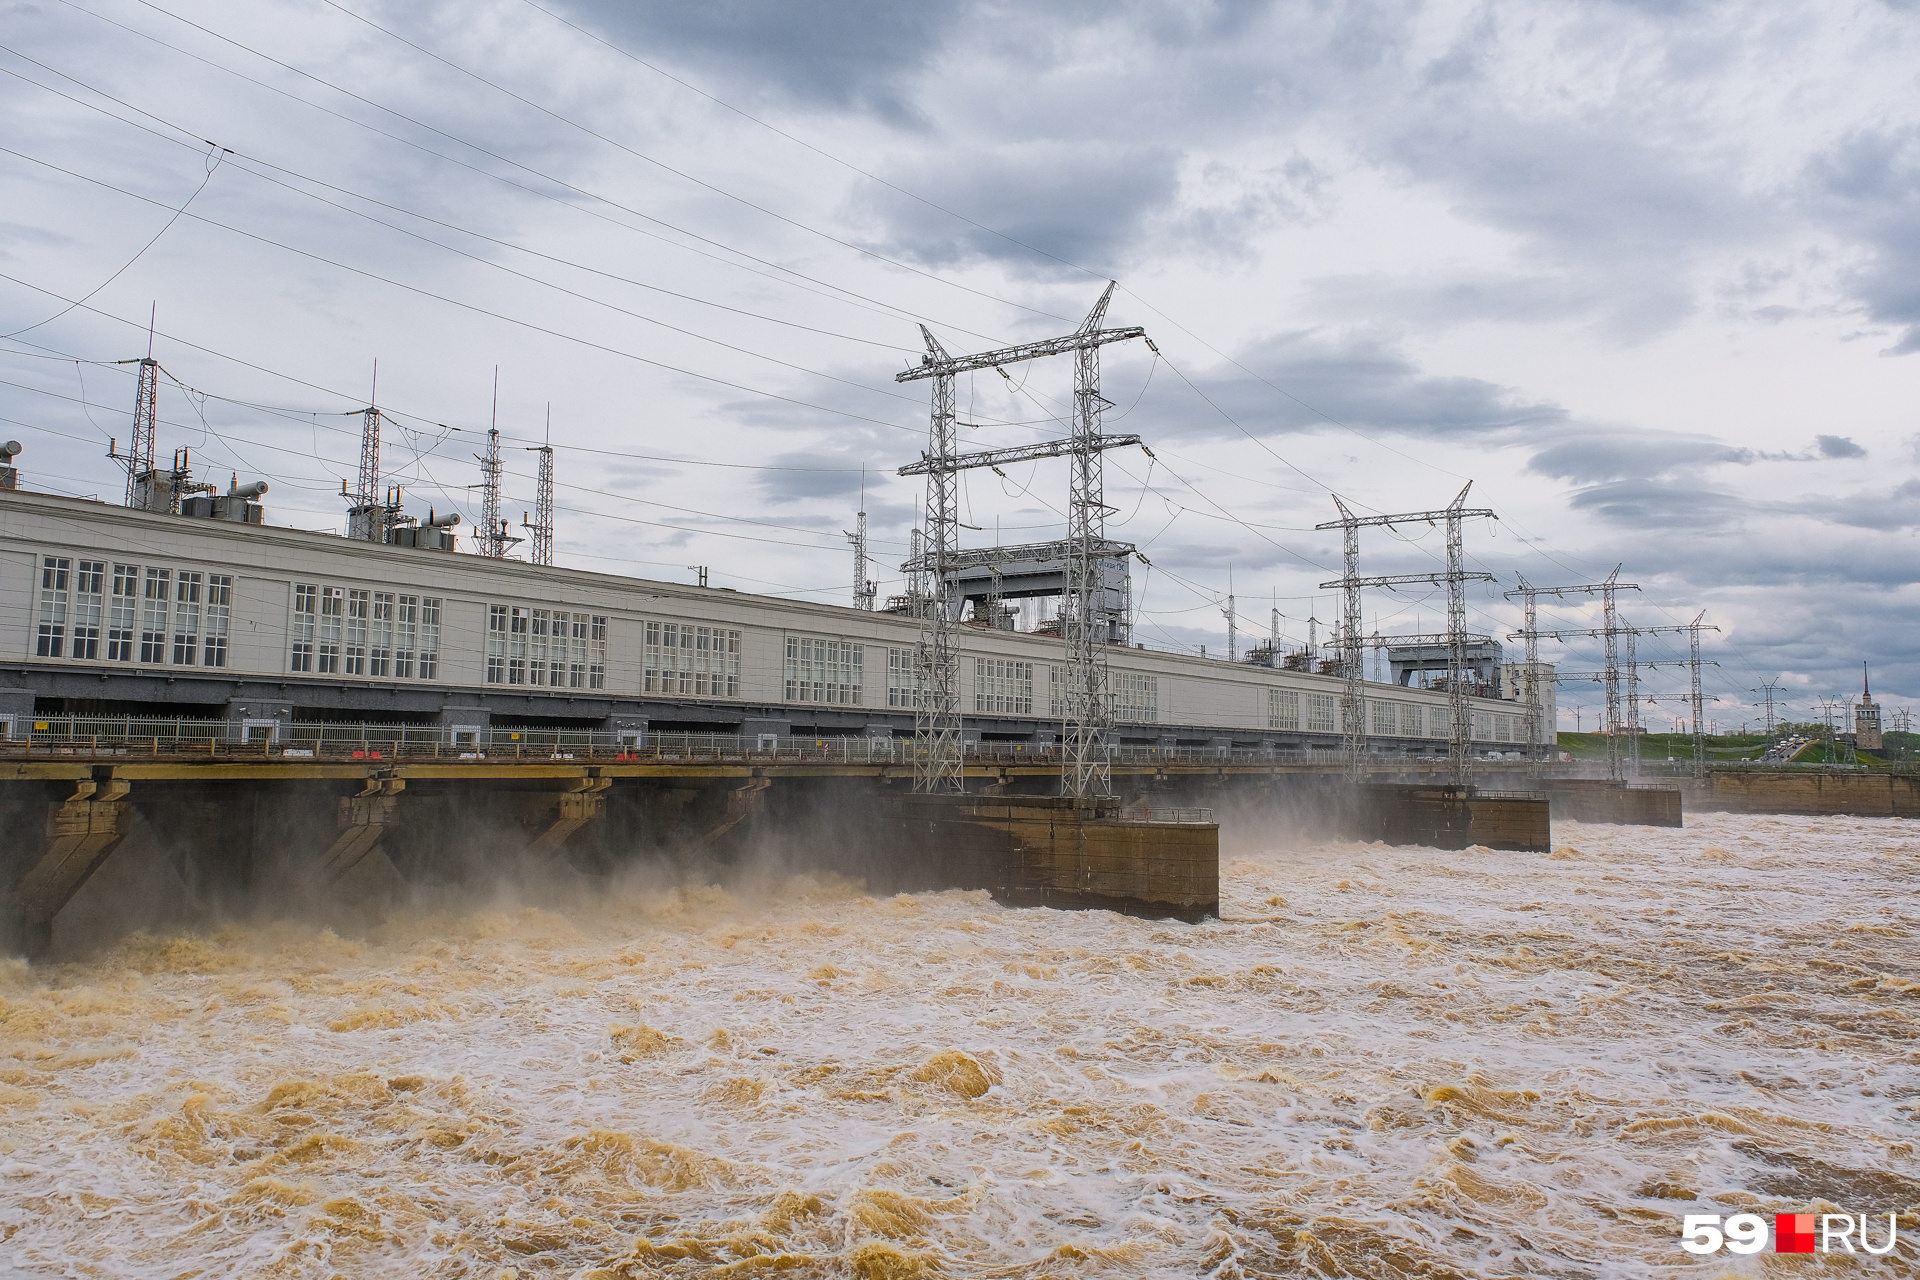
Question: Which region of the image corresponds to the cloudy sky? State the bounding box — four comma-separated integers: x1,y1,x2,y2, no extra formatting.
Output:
4,0,1917,731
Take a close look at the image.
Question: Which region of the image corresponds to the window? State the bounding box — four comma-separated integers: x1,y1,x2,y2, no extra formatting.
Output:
1268,688,1300,730
203,575,230,668
529,608,550,686
419,598,440,680
36,556,70,657
887,647,924,709
345,588,369,675
291,583,316,672
1402,702,1423,738
547,609,569,687
1370,699,1396,735
589,615,606,690
317,586,342,673
141,568,171,664
171,571,202,665
508,606,528,684
369,592,393,677
394,595,417,678
567,613,588,688
784,636,862,705
1114,670,1158,724
644,620,739,697
1307,693,1338,734
108,564,137,661
486,604,507,683
71,560,103,660
973,657,1033,714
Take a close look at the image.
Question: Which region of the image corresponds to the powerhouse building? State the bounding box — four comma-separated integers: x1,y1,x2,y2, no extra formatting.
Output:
0,484,1553,752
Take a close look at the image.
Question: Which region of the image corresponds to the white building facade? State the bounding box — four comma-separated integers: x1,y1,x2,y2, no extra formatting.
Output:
2,488,1549,751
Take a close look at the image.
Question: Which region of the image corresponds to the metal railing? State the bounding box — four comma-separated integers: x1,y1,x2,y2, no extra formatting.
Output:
0,714,1556,768
1123,806,1216,824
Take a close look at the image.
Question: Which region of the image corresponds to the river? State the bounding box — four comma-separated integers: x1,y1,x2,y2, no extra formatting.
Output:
2,811,1915,1277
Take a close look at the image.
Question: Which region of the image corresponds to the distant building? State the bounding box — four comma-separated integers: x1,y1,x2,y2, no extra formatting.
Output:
1855,665,1883,754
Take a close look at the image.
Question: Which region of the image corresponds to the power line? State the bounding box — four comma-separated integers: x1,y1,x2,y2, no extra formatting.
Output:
36,4,1032,346
312,0,1075,326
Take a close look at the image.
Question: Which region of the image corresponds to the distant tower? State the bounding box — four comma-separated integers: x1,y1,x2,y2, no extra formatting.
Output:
1855,664,1883,753
523,446,554,566
1222,575,1236,662
348,365,382,540
117,308,162,509
521,407,554,567
476,369,508,557
847,473,875,610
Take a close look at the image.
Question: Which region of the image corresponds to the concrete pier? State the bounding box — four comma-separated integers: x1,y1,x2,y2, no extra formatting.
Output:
1348,783,1551,853
1539,779,1683,826
898,795,1219,922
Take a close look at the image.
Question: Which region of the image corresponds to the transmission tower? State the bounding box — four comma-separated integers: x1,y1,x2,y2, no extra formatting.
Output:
895,282,1146,798
121,358,160,508
846,473,875,611
111,308,161,509
1754,678,1779,736
1223,574,1237,663
1506,569,1636,777
1318,484,1496,783
348,405,383,542
1688,611,1708,779
1503,576,1545,759
1624,620,1640,776
522,443,554,566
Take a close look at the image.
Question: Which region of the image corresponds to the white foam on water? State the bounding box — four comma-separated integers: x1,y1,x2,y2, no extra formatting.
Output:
1,811,1915,1277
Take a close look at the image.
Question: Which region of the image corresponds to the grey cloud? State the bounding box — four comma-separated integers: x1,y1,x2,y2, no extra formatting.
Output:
1529,431,1753,484
753,449,883,505
1803,127,1920,355
859,144,1182,276
1141,331,1566,443
1815,434,1866,458
1566,478,1748,528
536,0,957,120
1307,272,1598,329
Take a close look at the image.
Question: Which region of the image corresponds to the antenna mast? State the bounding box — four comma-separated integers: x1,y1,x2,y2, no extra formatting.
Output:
521,406,554,566
847,470,875,610
349,360,382,540
478,369,505,557
116,306,161,509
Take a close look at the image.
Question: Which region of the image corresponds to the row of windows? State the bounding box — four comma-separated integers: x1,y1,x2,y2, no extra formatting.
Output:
1044,666,1159,725
974,657,1034,715
38,557,233,668
645,621,740,697
30,563,1520,732
485,605,604,688
786,637,863,705
1267,690,1341,733
886,647,924,709
294,586,443,679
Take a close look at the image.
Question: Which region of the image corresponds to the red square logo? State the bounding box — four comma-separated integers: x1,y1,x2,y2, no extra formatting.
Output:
1776,1214,1816,1253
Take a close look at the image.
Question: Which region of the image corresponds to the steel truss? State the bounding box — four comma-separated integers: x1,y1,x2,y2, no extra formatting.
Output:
1317,484,1495,784
895,283,1147,797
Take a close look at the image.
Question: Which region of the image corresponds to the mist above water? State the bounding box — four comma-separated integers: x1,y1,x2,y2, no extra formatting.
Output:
2,813,1916,1277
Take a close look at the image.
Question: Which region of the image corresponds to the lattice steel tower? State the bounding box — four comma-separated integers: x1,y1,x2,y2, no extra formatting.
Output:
525,443,554,567
894,283,1146,798
1318,484,1495,784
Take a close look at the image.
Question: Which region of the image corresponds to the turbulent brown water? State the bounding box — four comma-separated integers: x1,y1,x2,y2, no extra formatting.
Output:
3,812,1917,1278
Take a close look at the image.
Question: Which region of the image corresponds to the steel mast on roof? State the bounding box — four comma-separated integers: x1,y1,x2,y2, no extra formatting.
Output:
895,282,1147,798
523,413,555,568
